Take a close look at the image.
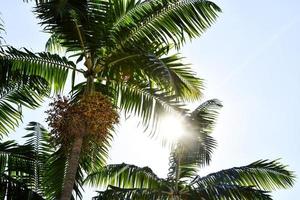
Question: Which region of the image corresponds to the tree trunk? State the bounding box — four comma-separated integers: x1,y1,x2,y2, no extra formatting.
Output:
60,136,83,200
60,74,94,199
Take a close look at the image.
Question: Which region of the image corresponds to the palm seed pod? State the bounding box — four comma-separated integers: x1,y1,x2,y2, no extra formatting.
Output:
46,92,119,150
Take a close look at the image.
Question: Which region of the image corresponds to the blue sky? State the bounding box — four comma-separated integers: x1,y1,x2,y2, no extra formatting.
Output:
1,0,299,199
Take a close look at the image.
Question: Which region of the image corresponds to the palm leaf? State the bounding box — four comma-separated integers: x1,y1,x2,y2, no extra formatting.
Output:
85,163,161,189
111,80,187,134
0,79,50,136
191,159,295,191
0,46,74,92
167,99,222,181
0,174,44,200
42,148,84,200
35,0,113,54
0,16,5,44
93,185,169,200
0,140,44,199
182,99,222,165
170,99,222,171
190,184,272,200
111,0,221,49
103,48,203,101
23,122,53,194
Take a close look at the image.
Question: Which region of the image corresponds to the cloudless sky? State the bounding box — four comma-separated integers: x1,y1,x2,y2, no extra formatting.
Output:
1,0,299,199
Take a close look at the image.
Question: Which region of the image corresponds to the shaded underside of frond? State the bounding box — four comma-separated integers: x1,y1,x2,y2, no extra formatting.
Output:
35,0,113,54
0,174,44,200
190,184,272,200
93,186,169,200
0,140,44,199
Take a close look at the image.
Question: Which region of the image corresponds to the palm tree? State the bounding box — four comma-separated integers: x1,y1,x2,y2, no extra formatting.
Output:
86,100,295,199
1,0,222,199
0,120,98,200
0,122,51,200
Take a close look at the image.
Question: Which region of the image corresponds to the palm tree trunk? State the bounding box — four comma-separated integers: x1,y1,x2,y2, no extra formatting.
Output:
60,75,94,200
60,136,83,200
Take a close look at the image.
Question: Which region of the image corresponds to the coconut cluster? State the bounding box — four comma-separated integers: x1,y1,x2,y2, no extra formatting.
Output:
46,92,119,149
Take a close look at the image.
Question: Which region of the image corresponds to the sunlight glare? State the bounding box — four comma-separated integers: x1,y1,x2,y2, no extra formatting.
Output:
159,116,185,143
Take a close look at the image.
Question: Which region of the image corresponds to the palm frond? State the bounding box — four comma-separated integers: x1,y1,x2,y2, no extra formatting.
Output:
0,78,50,136
23,122,53,194
191,159,295,191
0,140,44,199
23,0,52,4
93,185,169,200
85,163,160,189
190,184,272,200
0,46,74,92
190,99,223,131
0,174,44,200
103,48,203,101
0,140,34,174
35,0,113,54
0,15,5,44
42,147,84,200
182,99,222,165
45,34,66,53
112,0,221,49
111,80,188,134
167,99,222,180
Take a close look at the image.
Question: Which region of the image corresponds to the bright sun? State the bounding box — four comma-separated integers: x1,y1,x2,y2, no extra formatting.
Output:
159,116,185,143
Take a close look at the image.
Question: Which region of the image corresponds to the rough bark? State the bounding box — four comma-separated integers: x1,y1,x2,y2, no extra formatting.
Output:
60,136,83,200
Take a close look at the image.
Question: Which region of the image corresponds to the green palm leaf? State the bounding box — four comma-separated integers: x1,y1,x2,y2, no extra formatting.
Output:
23,122,53,194
0,46,74,92
94,185,169,200
34,0,220,53
0,173,44,200
191,159,295,191
35,0,113,54
190,184,272,200
103,48,203,101
85,163,161,189
0,78,49,136
111,80,187,133
0,16,5,44
111,0,221,49
42,147,84,200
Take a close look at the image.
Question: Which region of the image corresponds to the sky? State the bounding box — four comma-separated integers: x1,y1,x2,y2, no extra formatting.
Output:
1,0,300,199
